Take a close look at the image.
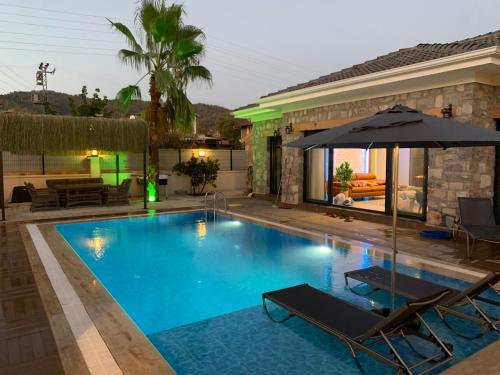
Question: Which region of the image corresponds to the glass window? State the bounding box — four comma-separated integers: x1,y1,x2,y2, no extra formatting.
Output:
395,148,426,216
332,148,386,212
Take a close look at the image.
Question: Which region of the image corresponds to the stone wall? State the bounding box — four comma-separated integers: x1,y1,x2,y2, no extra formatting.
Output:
250,83,499,224
251,119,281,194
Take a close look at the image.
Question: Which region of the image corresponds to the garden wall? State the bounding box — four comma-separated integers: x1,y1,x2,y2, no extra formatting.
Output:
2,148,248,204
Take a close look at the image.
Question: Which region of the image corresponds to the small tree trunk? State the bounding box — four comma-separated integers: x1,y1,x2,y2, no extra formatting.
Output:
149,74,160,198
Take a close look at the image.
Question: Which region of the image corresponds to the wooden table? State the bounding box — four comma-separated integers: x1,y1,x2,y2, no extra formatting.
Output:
52,183,104,207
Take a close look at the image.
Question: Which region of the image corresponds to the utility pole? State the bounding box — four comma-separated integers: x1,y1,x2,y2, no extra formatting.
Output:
32,62,55,108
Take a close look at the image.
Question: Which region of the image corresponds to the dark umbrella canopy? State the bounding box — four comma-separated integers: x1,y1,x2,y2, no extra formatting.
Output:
287,104,500,311
288,105,500,149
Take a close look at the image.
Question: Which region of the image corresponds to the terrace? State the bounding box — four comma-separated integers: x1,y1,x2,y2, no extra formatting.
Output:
1,194,498,374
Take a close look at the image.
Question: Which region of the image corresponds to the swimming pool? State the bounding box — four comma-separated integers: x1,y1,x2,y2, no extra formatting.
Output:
56,211,498,374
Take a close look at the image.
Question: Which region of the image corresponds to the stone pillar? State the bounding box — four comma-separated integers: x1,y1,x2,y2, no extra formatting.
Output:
426,83,496,225
281,131,304,205
251,119,282,194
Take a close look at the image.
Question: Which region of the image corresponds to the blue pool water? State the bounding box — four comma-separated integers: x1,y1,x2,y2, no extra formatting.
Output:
56,212,498,374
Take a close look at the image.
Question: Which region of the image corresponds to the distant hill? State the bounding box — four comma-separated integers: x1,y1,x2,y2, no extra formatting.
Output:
0,91,233,135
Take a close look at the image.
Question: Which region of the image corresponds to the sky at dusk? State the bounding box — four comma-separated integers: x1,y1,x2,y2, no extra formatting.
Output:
0,0,499,109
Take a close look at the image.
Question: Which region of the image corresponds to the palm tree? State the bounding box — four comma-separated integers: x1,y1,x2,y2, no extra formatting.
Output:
109,0,211,198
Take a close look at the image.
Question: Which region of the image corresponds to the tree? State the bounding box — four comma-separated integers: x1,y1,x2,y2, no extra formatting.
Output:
109,0,212,198
43,101,56,115
216,115,243,149
173,156,220,195
335,161,354,195
68,86,112,117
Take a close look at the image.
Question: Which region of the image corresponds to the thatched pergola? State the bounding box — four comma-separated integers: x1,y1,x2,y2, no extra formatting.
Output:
0,113,150,220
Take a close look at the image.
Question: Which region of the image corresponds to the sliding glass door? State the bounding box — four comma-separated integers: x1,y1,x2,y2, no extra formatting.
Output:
303,145,428,219
394,148,427,217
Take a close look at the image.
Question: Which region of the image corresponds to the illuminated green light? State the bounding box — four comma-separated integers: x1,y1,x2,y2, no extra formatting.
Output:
147,181,157,202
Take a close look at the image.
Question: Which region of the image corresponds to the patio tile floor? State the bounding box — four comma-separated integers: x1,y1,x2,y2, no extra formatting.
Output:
0,223,64,375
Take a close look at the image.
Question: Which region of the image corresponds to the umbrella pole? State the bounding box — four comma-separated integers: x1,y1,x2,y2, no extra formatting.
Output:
391,144,400,311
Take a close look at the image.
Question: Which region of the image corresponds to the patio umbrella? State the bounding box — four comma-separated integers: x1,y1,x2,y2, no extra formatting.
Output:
288,105,500,310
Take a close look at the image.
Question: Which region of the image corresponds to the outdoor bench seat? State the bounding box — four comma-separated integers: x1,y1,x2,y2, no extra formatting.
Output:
345,266,500,337
46,177,103,188
263,284,453,375
103,179,132,205
24,182,60,212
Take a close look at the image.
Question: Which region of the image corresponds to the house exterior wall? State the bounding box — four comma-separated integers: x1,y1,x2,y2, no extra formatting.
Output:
251,83,499,225
251,119,281,194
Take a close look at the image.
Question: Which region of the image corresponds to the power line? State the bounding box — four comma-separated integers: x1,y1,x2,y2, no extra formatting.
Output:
0,60,31,82
0,75,15,90
0,2,321,76
208,35,322,75
0,46,115,57
0,11,109,26
0,32,313,79
0,19,115,34
0,2,131,21
0,67,31,89
0,40,117,51
0,31,121,44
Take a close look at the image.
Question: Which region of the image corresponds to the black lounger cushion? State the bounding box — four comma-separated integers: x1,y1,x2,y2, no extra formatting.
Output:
345,266,452,300
263,284,384,339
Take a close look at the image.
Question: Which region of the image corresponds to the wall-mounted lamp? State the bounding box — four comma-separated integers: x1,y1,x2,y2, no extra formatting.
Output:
285,123,293,134
273,129,281,137
198,150,206,157
441,104,453,119
90,149,98,157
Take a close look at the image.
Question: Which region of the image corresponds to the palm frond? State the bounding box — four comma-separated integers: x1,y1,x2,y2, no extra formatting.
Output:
107,19,143,52
118,49,148,70
154,69,176,93
175,39,203,61
151,13,177,44
178,25,206,42
184,65,212,86
136,0,161,34
163,87,194,132
116,85,142,111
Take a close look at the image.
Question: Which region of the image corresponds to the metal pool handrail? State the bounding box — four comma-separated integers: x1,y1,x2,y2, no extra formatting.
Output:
204,191,227,220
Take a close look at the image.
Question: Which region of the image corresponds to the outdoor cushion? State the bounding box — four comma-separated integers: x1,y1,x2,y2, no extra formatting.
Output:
353,173,377,180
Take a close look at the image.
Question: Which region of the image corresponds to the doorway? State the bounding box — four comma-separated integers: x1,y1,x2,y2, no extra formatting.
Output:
494,119,500,222
269,136,282,195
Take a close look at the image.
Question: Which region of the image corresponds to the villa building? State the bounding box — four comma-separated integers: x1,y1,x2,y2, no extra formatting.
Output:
233,30,500,226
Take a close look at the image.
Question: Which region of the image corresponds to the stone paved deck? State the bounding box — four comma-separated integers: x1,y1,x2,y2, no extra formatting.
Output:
0,223,64,375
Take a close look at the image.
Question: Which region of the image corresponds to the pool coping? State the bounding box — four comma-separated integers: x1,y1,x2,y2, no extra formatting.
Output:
23,209,498,374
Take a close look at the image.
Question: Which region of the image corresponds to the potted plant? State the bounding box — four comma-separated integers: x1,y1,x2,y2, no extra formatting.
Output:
173,156,220,195
335,161,354,196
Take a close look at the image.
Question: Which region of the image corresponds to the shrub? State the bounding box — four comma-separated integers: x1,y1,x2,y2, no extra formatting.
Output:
335,161,354,193
173,156,220,195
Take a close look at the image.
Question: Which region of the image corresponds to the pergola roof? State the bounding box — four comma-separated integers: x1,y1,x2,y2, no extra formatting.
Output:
0,113,148,154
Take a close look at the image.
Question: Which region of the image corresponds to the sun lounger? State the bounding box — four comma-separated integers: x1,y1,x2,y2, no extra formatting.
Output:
262,284,452,375
345,266,499,337
457,197,500,258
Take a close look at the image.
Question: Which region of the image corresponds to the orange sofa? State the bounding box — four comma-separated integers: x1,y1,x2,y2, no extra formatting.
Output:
332,172,385,198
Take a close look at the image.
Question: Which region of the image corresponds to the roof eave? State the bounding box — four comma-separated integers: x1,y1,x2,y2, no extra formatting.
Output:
232,46,500,122
258,46,500,105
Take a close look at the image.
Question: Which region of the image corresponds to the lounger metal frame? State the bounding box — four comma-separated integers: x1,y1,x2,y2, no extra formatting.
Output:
457,197,500,258
345,269,499,338
263,289,453,375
